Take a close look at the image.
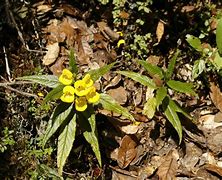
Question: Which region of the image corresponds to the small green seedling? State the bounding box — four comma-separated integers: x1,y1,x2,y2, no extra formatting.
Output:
117,50,196,143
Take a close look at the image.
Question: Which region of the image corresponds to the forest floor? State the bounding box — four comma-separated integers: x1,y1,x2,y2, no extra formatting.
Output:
1,0,222,179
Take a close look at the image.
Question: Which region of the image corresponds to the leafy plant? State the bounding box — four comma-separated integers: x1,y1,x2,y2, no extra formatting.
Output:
0,127,15,153
17,49,134,175
117,50,196,143
186,17,222,79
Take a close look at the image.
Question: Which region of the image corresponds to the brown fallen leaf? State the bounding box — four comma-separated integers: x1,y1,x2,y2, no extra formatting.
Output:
107,86,128,105
157,149,179,180
210,82,222,113
117,135,138,169
205,164,222,177
156,21,164,44
42,42,60,65
181,5,195,13
49,57,65,76
97,22,119,41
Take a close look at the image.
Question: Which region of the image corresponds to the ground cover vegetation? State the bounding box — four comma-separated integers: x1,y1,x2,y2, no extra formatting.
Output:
1,0,222,179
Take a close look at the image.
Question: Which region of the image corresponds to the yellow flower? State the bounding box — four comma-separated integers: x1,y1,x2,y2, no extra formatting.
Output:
74,80,90,96
37,92,44,97
86,86,100,104
82,74,93,88
75,97,87,111
117,39,125,48
59,69,73,85
60,86,75,103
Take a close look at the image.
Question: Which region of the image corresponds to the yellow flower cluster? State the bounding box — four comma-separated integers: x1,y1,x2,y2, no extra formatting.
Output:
59,69,100,111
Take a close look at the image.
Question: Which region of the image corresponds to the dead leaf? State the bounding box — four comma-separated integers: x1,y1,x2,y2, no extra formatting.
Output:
182,142,202,172
146,55,160,66
119,11,130,19
205,164,222,177
121,124,139,134
42,42,60,65
157,149,179,180
156,21,164,44
181,6,195,13
107,86,128,105
210,82,222,113
199,114,222,129
97,22,119,41
206,126,222,154
214,112,222,122
117,135,138,169
49,57,65,76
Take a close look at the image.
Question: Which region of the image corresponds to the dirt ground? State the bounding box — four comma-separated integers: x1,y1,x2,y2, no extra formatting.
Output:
1,0,222,179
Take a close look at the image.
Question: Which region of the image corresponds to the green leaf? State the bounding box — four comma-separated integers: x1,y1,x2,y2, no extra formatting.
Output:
42,104,73,147
216,18,222,55
78,107,101,166
57,114,77,175
167,80,197,96
186,34,202,52
117,71,157,89
168,99,192,120
38,164,63,180
165,50,180,80
142,97,157,119
99,93,135,121
69,48,78,74
137,60,164,79
213,51,222,70
156,87,167,108
88,62,116,82
43,85,64,104
192,59,205,79
16,75,60,88
163,97,182,143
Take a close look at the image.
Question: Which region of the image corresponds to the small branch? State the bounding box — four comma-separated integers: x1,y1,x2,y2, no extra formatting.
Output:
1,84,38,98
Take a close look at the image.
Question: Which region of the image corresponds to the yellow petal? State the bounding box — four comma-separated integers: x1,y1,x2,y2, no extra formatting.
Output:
74,80,89,96
60,86,75,103
75,97,87,111
63,85,75,95
86,86,100,103
59,69,73,85
117,39,125,48
82,74,93,88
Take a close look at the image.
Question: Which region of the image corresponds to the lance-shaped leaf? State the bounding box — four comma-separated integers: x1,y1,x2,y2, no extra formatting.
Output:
213,52,222,70
192,59,205,79
42,104,73,147
117,71,157,89
168,99,192,120
38,164,63,180
99,93,135,121
16,75,60,88
88,62,116,82
137,60,164,79
79,108,101,166
167,80,197,96
165,50,180,80
216,18,222,55
43,85,64,104
69,48,78,74
57,114,77,175
163,97,182,144
156,87,167,108
186,34,202,52
142,97,157,119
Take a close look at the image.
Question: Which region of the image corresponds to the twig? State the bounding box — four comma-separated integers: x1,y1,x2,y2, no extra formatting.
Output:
5,0,46,53
1,84,38,98
3,46,11,81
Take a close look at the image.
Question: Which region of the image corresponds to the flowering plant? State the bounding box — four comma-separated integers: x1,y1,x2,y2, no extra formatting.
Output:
17,50,134,176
